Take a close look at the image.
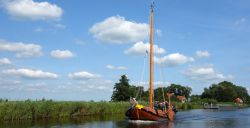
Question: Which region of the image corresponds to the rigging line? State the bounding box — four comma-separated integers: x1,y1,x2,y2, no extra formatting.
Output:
158,55,169,112
162,87,167,112
159,62,168,112
160,63,167,87
135,52,148,99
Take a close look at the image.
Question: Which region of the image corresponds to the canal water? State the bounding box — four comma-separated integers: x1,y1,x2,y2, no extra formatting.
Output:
1,108,250,128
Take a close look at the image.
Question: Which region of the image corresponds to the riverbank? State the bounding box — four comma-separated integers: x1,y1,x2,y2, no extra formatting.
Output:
0,100,130,121
2,108,250,128
0,100,248,121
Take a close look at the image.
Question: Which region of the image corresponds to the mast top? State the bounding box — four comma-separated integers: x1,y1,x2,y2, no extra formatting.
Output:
150,0,154,13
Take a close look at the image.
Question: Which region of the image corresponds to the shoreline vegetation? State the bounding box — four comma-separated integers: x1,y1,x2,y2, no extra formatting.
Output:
0,99,249,121
1,76,250,122
0,100,130,121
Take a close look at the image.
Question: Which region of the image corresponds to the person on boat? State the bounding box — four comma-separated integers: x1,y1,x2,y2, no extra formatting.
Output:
129,97,138,107
165,101,169,109
154,101,159,109
164,101,177,113
158,102,165,111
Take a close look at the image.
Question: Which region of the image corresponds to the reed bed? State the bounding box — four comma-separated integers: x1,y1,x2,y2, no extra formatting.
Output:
0,100,130,121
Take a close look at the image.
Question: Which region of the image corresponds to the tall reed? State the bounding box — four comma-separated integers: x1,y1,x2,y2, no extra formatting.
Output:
0,100,130,121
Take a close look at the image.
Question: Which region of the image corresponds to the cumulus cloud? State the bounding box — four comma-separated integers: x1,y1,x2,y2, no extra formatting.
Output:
74,79,113,92
3,68,58,79
184,65,233,83
50,50,74,59
0,58,11,65
68,71,101,80
25,83,49,92
0,77,20,87
196,50,210,58
89,15,149,44
106,64,127,70
0,39,43,58
124,41,166,55
1,0,63,20
34,23,66,33
131,81,170,89
154,53,194,67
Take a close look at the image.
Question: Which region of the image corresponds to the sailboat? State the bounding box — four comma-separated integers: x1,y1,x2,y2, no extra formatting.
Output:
125,1,176,121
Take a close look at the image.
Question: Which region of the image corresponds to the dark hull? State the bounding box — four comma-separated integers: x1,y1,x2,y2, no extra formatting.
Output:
126,106,170,121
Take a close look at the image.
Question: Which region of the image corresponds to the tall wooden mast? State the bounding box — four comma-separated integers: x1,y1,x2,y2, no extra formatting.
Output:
149,1,154,109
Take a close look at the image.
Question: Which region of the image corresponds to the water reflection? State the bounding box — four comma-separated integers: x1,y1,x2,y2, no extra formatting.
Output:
125,121,174,128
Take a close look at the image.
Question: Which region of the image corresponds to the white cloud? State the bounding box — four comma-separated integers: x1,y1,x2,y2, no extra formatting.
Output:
0,58,11,65
68,71,101,80
3,68,58,79
0,39,43,58
25,83,49,92
196,50,210,58
184,65,233,83
2,0,63,20
34,23,65,33
124,41,166,55
156,29,162,37
50,50,74,59
154,53,194,67
74,38,86,45
106,64,127,70
0,77,20,87
59,79,113,92
54,23,66,29
34,27,44,32
89,15,149,44
235,17,247,25
76,79,113,91
131,81,170,89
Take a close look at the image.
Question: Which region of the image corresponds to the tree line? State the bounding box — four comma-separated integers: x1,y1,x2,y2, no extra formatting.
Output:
201,81,250,102
111,75,192,102
111,75,250,103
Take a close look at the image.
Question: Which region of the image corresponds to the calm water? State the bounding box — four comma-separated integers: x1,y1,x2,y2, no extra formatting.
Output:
1,108,250,128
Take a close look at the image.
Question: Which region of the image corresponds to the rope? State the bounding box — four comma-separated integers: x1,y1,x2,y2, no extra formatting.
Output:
162,87,167,112
135,52,148,100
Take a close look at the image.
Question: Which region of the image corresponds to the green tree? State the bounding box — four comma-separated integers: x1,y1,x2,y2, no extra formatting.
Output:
150,84,192,102
129,85,144,100
111,75,131,101
190,95,201,102
201,81,250,102
141,90,149,101
153,87,168,101
235,86,249,102
166,84,192,98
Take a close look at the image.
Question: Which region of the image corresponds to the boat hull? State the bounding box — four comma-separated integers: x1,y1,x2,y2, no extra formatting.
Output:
126,105,170,121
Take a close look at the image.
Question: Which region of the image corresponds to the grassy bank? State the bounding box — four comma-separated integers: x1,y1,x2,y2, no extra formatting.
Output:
0,100,130,121
0,100,201,121
0,100,249,121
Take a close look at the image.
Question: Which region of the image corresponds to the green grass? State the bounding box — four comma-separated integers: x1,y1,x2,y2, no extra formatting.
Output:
0,100,130,121
1,99,249,121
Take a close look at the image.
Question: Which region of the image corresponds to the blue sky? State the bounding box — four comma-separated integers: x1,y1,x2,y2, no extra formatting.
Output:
0,0,249,101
